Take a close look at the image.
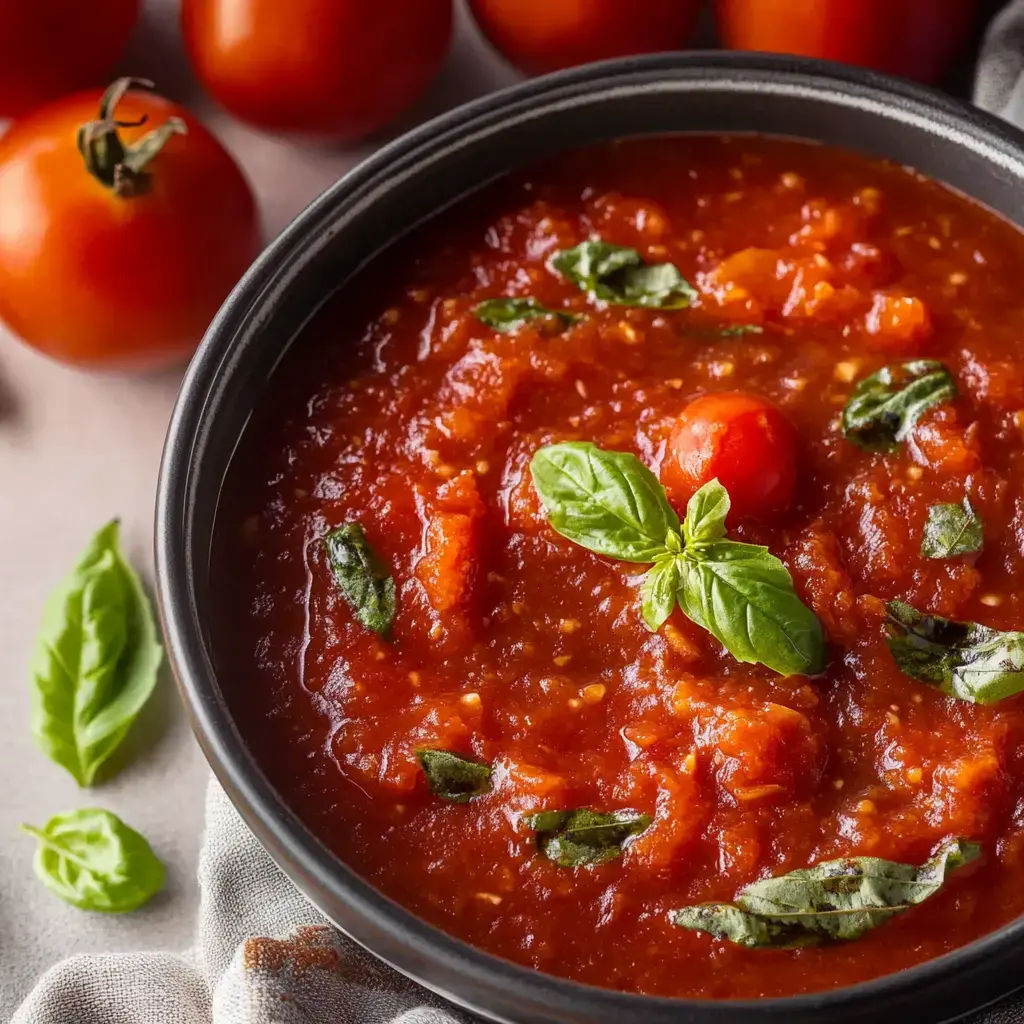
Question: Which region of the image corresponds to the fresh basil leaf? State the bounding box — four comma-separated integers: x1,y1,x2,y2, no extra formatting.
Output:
670,837,977,948
921,499,983,559
524,808,651,867
842,360,957,452
20,808,165,913
324,523,396,636
552,240,696,309
474,297,581,334
683,478,730,548
677,536,825,677
885,600,1024,704
530,442,681,562
640,557,679,632
416,749,492,803
30,520,163,787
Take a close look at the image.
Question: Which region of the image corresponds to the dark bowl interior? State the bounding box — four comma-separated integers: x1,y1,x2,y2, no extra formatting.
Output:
156,52,1024,1024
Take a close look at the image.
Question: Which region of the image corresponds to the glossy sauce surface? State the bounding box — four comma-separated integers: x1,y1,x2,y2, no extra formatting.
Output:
213,137,1024,999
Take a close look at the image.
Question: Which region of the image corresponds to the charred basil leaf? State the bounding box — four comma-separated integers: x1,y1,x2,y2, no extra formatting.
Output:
31,520,163,787
324,523,396,636
525,808,651,867
473,297,581,333
670,838,977,948
530,442,681,563
841,360,956,452
885,600,1024,704
921,499,983,559
20,808,165,913
416,749,492,803
552,240,697,309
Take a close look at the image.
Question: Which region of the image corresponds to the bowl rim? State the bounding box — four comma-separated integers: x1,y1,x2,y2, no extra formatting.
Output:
156,50,1024,1023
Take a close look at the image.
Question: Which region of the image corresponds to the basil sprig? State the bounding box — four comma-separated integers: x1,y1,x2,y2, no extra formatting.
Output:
417,749,492,803
530,443,824,676
20,808,165,913
670,837,977,948
324,523,396,636
921,499,983,559
552,240,697,309
474,297,581,334
841,360,956,451
30,520,164,787
524,808,651,867
885,600,1024,704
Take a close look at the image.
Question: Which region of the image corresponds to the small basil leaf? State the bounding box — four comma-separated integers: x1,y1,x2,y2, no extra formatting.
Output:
416,749,492,803
715,324,764,337
324,523,396,636
524,808,652,867
683,478,730,548
30,520,164,787
530,442,681,562
921,499,983,559
884,600,1024,704
552,240,696,309
842,360,957,452
677,539,825,676
640,557,679,632
670,838,977,948
474,297,581,334
20,808,165,913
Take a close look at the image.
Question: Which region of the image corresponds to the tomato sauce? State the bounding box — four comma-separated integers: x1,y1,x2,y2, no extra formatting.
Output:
212,137,1024,999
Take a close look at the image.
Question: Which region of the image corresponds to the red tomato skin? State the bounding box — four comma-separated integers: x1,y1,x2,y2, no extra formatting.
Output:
0,89,259,370
181,0,454,140
0,0,140,119
469,0,700,76
715,0,976,84
662,391,798,523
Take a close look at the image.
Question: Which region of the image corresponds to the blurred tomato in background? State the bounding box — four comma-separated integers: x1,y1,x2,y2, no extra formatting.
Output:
715,0,978,84
468,0,701,75
0,0,140,119
181,0,454,141
0,81,258,370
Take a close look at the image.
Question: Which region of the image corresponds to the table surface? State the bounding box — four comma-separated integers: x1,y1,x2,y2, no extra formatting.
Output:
0,2,516,1014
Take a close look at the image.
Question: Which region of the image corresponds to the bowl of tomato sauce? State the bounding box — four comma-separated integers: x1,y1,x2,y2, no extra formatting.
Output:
156,53,1024,1023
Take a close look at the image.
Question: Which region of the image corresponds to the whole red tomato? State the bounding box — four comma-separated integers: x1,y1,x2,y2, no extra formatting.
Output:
469,0,700,76
0,0,140,119
715,0,977,84
181,0,454,141
0,80,259,370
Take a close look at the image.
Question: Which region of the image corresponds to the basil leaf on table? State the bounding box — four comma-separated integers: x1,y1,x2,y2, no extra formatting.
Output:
30,520,163,787
416,749,492,803
530,442,681,562
473,297,581,333
921,500,983,559
324,523,396,636
670,837,978,948
530,445,824,676
552,240,697,309
20,808,165,913
885,600,1024,704
841,360,957,451
524,808,651,867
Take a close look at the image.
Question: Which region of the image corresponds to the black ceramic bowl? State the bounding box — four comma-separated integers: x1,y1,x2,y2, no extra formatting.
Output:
156,52,1024,1024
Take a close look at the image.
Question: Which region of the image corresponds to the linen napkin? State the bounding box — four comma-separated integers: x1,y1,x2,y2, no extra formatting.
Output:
15,8,1024,1024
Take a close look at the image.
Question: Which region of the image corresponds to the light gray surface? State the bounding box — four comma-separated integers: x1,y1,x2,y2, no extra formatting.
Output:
0,1,515,1016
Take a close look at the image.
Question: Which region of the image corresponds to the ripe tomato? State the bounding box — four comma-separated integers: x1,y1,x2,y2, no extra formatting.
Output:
0,80,259,370
469,0,700,76
0,0,140,119
715,0,977,84
181,0,454,141
662,391,798,522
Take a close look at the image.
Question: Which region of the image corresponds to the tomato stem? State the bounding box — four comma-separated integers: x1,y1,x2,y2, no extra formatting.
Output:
77,78,187,198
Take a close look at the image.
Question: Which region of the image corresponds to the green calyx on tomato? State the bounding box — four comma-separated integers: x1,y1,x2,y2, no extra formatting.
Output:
77,77,187,198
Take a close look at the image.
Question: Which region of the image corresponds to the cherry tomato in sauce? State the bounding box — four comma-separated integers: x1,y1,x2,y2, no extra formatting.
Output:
661,391,798,522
